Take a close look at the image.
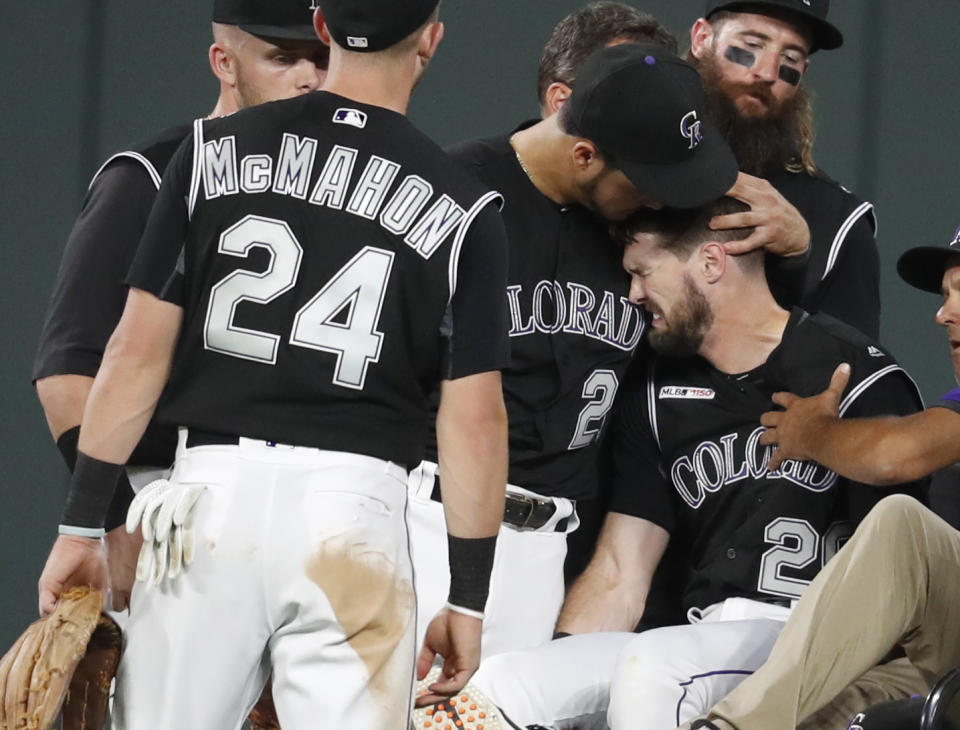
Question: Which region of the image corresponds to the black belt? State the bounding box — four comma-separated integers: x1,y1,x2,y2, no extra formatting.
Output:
430,478,571,532
185,429,241,448
185,430,411,471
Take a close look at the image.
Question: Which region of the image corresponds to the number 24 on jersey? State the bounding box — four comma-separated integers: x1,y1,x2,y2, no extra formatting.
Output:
204,215,393,390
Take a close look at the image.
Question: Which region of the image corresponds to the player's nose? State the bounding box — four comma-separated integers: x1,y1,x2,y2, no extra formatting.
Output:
752,52,779,84
628,277,647,305
296,59,325,92
937,302,960,327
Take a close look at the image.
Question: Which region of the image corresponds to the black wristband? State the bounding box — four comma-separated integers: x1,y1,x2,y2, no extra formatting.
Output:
55,425,81,471
446,534,497,613
60,451,125,531
103,475,135,532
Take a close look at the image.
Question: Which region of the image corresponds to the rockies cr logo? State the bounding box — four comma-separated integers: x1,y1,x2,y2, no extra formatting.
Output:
680,111,703,150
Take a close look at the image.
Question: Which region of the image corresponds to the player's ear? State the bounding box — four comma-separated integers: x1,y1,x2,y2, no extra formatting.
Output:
418,19,445,61
543,82,572,118
313,7,332,46
690,17,714,60
208,40,237,86
571,139,600,172
700,241,726,283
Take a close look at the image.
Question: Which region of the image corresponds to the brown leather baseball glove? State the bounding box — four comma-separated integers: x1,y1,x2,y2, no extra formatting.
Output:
248,679,281,730
0,586,122,730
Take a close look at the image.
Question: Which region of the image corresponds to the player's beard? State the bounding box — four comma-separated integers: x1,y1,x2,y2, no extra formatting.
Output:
235,70,273,110
649,274,714,358
693,49,813,176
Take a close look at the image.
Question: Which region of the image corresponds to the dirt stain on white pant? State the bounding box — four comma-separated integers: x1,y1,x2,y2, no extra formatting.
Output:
305,536,414,702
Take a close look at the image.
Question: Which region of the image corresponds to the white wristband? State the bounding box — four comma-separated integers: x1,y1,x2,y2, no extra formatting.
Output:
58,524,106,539
447,602,485,620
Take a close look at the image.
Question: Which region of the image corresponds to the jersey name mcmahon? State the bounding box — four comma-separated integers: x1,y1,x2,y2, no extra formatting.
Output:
127,92,509,467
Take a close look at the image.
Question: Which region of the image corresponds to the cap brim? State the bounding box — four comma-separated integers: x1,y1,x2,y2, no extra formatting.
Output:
897,247,959,293
618,121,739,209
239,24,320,42
806,17,843,51
705,3,843,52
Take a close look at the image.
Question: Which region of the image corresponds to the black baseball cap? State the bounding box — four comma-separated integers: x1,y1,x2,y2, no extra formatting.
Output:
565,43,738,209
897,225,960,293
212,0,319,42
705,1,843,52
318,0,439,52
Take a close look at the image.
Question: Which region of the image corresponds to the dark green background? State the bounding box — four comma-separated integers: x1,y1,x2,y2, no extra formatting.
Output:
2,2,958,647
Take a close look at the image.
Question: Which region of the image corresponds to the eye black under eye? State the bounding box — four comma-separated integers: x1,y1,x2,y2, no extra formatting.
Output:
778,65,802,85
724,46,755,68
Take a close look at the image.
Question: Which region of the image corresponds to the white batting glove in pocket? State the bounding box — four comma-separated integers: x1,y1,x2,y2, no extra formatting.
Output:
125,479,207,585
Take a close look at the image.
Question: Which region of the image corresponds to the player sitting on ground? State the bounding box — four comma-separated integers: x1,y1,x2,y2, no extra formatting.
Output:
417,197,928,730
677,225,960,730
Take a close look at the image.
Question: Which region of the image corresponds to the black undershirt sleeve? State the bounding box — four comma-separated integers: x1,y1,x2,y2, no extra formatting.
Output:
441,200,511,380
125,137,193,305
33,160,159,380
841,369,928,523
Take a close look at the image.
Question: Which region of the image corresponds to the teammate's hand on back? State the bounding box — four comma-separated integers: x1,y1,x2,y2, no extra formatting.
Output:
37,535,108,617
760,362,850,470
414,606,482,707
713,172,811,257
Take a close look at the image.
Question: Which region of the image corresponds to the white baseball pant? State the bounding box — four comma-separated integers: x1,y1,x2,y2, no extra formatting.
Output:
112,432,415,730
465,598,788,729
406,460,578,660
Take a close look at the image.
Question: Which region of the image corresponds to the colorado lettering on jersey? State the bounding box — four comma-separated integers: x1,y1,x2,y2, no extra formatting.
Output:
671,426,838,509
201,133,463,260
505,280,645,351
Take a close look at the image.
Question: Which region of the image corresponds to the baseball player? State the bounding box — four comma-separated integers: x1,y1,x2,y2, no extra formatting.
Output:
407,39,745,660
33,0,327,612
408,2,823,660
689,0,882,339
35,2,511,728
528,2,821,593
681,228,960,727
440,197,926,730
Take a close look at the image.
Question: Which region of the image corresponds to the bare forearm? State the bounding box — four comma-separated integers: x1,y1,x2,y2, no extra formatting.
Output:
805,410,960,486
555,513,669,634
436,373,508,538
77,290,182,464
78,339,173,464
35,374,94,440
556,561,648,633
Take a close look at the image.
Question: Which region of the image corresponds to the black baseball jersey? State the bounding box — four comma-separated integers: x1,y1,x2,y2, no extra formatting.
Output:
127,92,509,468
609,309,925,612
33,124,190,468
767,169,880,340
429,127,648,500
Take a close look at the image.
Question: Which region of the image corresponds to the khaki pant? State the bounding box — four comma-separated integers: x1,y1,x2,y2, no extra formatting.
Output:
679,495,960,730
798,657,927,729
